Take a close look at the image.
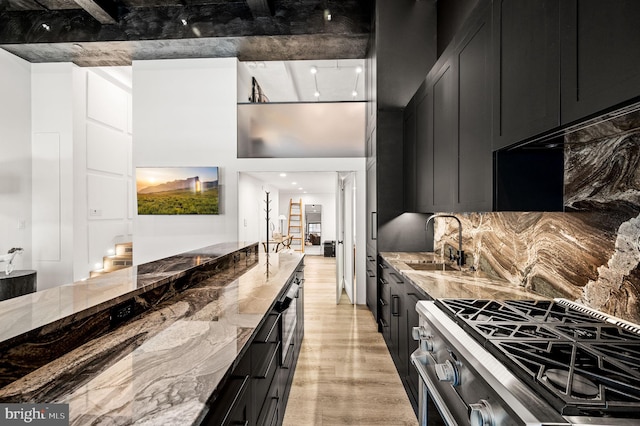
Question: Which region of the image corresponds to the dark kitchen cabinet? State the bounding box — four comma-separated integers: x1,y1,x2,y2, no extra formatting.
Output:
492,0,560,150
404,291,423,412
379,261,391,343
431,59,458,212
389,270,406,373
414,82,433,213
203,350,252,426
403,94,417,212
560,0,640,125
366,156,378,323
411,60,456,214
455,8,493,212
378,258,426,417
406,2,493,213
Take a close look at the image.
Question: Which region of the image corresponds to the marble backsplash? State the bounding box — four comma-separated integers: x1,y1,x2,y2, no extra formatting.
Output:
435,108,640,323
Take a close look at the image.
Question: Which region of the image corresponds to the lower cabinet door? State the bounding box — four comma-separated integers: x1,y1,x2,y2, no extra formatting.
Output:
405,292,423,415
253,341,280,420
257,382,279,426
203,375,251,426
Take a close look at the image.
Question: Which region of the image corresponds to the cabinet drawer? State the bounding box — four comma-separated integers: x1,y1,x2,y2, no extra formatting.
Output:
257,377,280,426
255,313,280,344
203,375,250,426
253,341,280,417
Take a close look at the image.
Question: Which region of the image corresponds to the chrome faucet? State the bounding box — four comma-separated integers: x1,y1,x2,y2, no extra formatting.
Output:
425,214,465,266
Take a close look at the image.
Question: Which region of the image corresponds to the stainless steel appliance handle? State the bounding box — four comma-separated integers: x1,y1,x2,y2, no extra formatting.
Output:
411,351,458,426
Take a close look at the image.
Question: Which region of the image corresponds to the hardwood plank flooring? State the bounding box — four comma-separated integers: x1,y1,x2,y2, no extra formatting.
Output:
283,255,418,426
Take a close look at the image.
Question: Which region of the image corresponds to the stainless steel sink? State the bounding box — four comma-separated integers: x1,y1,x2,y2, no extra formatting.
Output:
406,263,457,271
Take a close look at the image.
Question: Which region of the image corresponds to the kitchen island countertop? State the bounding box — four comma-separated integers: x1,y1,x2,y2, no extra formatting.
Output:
0,251,303,426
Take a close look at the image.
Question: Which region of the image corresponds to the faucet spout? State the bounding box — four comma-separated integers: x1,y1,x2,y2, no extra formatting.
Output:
426,214,464,266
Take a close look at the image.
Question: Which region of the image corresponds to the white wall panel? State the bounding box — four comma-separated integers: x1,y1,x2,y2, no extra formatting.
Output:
87,72,126,130
32,132,61,261
86,122,127,174
88,174,126,220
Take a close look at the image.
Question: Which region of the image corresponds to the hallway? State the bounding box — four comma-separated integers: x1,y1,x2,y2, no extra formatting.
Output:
283,256,418,425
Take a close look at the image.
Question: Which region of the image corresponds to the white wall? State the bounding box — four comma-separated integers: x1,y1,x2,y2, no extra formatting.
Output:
0,50,31,271
132,58,239,264
238,173,280,245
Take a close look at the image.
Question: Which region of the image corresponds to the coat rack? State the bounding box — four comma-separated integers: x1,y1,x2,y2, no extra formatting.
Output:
264,191,271,275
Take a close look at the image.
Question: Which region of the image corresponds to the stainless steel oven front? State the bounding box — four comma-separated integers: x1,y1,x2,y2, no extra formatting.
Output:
277,279,299,364
410,301,569,426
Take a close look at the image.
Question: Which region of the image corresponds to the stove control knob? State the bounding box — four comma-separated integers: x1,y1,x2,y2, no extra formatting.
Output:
469,400,494,426
434,360,459,385
411,326,434,352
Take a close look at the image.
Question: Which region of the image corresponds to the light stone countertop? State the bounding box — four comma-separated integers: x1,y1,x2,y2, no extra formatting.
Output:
0,242,256,344
379,252,547,301
0,251,303,426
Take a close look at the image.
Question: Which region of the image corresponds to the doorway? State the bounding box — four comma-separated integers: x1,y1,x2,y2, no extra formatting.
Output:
304,204,323,255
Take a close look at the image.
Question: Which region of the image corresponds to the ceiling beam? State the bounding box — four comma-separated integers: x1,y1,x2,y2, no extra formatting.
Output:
246,0,275,17
72,0,120,24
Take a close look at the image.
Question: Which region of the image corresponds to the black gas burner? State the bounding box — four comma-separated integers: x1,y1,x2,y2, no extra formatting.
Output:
435,298,640,417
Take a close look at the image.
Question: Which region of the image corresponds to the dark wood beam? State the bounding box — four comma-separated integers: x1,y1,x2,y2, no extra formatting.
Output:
246,0,274,17
72,0,120,24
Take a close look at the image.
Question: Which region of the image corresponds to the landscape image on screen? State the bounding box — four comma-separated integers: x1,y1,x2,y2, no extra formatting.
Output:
136,167,219,215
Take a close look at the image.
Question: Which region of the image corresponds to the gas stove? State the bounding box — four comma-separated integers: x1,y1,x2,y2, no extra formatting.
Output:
411,298,640,425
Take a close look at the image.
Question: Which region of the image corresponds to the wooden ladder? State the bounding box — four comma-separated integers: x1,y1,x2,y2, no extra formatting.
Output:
287,198,304,253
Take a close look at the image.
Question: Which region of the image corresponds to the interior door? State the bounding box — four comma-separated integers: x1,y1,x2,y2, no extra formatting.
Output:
336,172,356,304
336,173,345,304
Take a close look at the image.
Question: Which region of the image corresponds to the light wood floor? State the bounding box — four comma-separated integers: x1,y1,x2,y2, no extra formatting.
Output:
283,255,418,426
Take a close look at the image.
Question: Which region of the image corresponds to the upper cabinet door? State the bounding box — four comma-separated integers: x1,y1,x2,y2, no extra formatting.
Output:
403,95,417,212
492,0,560,150
455,7,493,212
560,0,640,125
415,84,434,213
431,59,458,212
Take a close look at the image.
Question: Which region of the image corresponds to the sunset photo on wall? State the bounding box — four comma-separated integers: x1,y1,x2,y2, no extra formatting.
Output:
136,167,219,215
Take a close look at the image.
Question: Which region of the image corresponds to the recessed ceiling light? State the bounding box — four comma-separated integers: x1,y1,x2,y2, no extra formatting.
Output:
303,191,307,194
355,66,363,73
298,187,303,190
280,173,287,177
292,182,297,185
314,91,320,97
352,90,358,97
310,66,318,74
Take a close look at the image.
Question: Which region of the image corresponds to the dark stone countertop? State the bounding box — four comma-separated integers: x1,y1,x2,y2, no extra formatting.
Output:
0,251,303,425
380,252,547,301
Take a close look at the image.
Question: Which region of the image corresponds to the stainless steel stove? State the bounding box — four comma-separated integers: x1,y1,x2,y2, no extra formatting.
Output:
411,298,640,425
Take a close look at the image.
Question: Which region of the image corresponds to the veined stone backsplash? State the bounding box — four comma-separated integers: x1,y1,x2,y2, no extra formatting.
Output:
435,108,640,323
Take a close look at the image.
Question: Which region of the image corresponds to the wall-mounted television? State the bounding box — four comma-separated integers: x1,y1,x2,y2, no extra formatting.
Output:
136,167,219,215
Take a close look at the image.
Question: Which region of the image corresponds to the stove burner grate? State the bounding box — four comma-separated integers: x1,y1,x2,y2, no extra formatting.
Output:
435,298,640,416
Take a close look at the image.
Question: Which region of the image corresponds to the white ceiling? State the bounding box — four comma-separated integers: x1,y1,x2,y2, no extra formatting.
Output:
240,59,365,102
242,171,337,195
94,59,365,102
